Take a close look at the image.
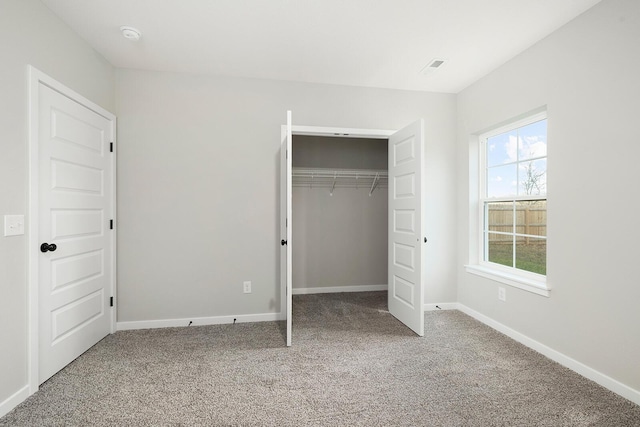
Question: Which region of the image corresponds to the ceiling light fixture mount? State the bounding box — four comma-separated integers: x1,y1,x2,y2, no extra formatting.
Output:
120,26,141,41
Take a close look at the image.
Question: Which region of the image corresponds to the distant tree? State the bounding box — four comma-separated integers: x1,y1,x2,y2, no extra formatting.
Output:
522,160,545,196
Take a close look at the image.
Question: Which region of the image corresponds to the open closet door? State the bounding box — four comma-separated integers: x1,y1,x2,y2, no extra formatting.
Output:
388,120,425,336
280,110,293,346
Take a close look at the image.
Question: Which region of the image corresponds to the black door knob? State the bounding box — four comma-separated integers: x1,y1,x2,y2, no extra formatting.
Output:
424,237,427,243
281,239,287,246
40,243,57,253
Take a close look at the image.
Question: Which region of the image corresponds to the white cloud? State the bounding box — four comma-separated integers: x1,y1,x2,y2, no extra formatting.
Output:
505,135,518,162
520,135,547,158
501,133,547,163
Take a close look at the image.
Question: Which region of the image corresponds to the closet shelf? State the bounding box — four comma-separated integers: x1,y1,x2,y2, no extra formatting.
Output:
292,168,388,195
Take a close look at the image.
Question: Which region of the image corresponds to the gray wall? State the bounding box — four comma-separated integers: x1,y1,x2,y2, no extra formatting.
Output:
456,0,640,393
293,187,388,290
292,136,388,290
115,69,458,322
293,136,388,169
0,0,114,408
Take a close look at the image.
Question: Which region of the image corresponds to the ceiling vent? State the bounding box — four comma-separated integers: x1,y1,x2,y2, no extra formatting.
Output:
420,59,446,75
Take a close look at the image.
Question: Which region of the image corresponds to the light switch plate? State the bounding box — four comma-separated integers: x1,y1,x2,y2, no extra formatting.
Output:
4,215,25,236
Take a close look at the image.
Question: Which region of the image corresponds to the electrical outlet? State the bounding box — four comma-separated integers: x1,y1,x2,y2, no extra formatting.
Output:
498,287,506,302
243,281,252,294
4,215,25,236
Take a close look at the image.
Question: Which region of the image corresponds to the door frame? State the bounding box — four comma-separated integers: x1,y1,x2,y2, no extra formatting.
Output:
279,124,396,338
26,66,117,394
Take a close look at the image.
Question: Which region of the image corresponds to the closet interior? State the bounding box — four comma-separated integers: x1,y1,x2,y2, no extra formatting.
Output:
291,135,389,294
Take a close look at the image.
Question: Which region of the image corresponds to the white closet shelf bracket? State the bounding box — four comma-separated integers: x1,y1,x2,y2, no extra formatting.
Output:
330,171,337,196
369,172,380,196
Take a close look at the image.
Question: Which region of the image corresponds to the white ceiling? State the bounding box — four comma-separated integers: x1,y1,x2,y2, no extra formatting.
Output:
41,0,601,93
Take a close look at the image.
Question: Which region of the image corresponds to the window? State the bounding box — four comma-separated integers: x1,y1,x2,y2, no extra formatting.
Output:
468,111,548,296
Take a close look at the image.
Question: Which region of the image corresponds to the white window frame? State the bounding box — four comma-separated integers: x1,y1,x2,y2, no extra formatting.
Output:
466,111,550,297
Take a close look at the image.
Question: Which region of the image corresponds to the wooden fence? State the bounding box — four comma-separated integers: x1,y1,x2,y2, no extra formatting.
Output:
488,202,546,243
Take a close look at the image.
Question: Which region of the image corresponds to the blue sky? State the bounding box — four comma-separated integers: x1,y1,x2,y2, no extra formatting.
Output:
486,119,547,198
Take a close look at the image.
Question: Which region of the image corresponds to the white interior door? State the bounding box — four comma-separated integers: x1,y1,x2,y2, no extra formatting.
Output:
388,120,425,336
38,83,114,383
280,110,293,346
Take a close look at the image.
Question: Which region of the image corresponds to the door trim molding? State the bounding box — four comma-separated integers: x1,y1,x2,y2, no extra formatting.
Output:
278,123,394,324
27,65,117,395
289,125,394,139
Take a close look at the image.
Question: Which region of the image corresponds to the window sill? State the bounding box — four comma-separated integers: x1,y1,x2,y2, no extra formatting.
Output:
464,264,550,297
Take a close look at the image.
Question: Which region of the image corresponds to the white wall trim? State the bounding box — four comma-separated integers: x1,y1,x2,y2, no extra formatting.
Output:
465,265,549,297
27,65,117,397
424,302,459,311
0,385,29,418
291,125,394,139
117,312,284,331
293,285,387,295
457,304,640,406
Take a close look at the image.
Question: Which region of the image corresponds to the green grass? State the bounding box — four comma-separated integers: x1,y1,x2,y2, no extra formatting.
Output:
488,242,546,275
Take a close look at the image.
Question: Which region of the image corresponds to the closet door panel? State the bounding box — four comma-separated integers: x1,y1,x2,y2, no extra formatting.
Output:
388,120,425,336
280,110,293,347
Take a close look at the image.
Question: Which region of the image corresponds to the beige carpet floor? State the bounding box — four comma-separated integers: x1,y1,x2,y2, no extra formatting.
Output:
2,291,639,426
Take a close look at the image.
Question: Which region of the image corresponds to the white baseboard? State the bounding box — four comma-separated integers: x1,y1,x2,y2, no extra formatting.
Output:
292,284,387,295
424,302,459,311
0,385,29,418
457,304,640,406
117,312,284,331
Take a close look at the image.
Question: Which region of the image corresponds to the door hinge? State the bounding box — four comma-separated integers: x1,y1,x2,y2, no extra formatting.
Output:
110,142,113,152
110,296,114,307
110,219,113,230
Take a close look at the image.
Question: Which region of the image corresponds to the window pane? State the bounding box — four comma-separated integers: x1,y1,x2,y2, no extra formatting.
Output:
480,114,547,278
515,200,547,237
487,232,513,267
487,164,517,198
515,236,546,275
518,119,547,161
518,159,547,196
487,130,517,167
487,201,513,234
